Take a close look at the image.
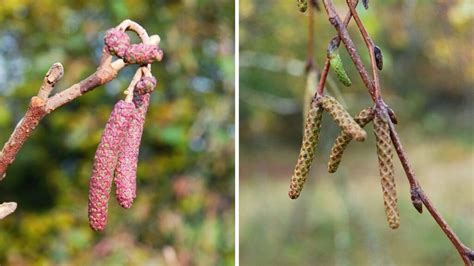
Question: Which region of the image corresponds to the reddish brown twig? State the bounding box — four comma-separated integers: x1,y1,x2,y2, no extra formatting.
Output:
319,0,473,264
0,20,160,181
313,0,359,98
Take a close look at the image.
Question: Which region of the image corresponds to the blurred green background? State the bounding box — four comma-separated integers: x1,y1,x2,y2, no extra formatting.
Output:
0,0,234,265
240,1,473,265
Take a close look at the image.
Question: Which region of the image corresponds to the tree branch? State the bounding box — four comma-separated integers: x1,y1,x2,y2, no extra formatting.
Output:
320,1,473,264
313,0,359,98
0,20,160,181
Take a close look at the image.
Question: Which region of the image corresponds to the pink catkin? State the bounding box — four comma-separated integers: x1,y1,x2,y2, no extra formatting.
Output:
88,100,134,231
135,76,157,95
104,28,130,58
114,93,151,208
124,44,161,64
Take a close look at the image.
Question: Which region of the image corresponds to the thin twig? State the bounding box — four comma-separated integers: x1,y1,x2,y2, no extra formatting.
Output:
345,0,381,101
321,1,473,264
389,121,473,265
321,1,376,101
313,0,359,99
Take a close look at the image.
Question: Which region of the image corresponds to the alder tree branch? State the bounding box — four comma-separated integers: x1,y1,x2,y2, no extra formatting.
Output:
315,0,473,264
0,20,160,184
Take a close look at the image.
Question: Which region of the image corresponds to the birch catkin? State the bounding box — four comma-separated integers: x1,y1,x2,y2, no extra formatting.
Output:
88,100,134,231
328,49,352,87
288,103,323,199
296,0,308,13
373,113,400,229
115,93,151,209
328,107,374,173
321,95,367,141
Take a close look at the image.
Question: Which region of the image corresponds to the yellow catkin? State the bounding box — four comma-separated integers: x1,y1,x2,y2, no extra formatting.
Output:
373,113,400,229
321,95,367,141
296,0,308,13
328,107,375,173
288,103,323,199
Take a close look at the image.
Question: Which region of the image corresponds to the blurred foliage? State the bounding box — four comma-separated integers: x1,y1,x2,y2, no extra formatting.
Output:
0,0,234,265
240,0,473,265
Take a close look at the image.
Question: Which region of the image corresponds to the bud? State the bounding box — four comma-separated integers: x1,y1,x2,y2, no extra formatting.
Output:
374,45,383,71
328,107,375,173
125,44,163,65
88,100,134,231
297,0,308,13
328,39,352,87
373,113,400,229
363,0,369,9
115,94,151,208
321,95,367,141
288,103,323,199
104,28,130,58
387,107,398,124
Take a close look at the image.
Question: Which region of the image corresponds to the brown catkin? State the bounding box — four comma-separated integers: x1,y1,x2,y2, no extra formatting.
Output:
288,103,323,199
321,95,367,141
373,113,400,229
328,107,375,173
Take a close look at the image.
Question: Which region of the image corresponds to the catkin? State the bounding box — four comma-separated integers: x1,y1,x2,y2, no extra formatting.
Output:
115,93,151,209
296,0,308,13
328,50,352,87
104,28,130,58
288,103,323,199
125,44,162,65
328,107,374,173
88,100,134,231
373,113,400,229
321,95,367,141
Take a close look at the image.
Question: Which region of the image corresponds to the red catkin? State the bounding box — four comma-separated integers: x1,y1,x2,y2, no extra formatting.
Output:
104,28,130,58
124,44,162,64
114,90,152,208
135,76,157,95
88,100,134,231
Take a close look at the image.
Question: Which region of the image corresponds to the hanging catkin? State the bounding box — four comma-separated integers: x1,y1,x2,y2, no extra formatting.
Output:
373,113,400,229
288,102,323,199
327,107,374,173
115,92,151,209
320,95,367,141
88,100,134,231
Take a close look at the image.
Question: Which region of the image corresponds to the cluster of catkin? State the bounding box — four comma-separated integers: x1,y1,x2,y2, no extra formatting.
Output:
88,29,158,231
288,94,400,229
290,1,398,228
88,82,154,231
